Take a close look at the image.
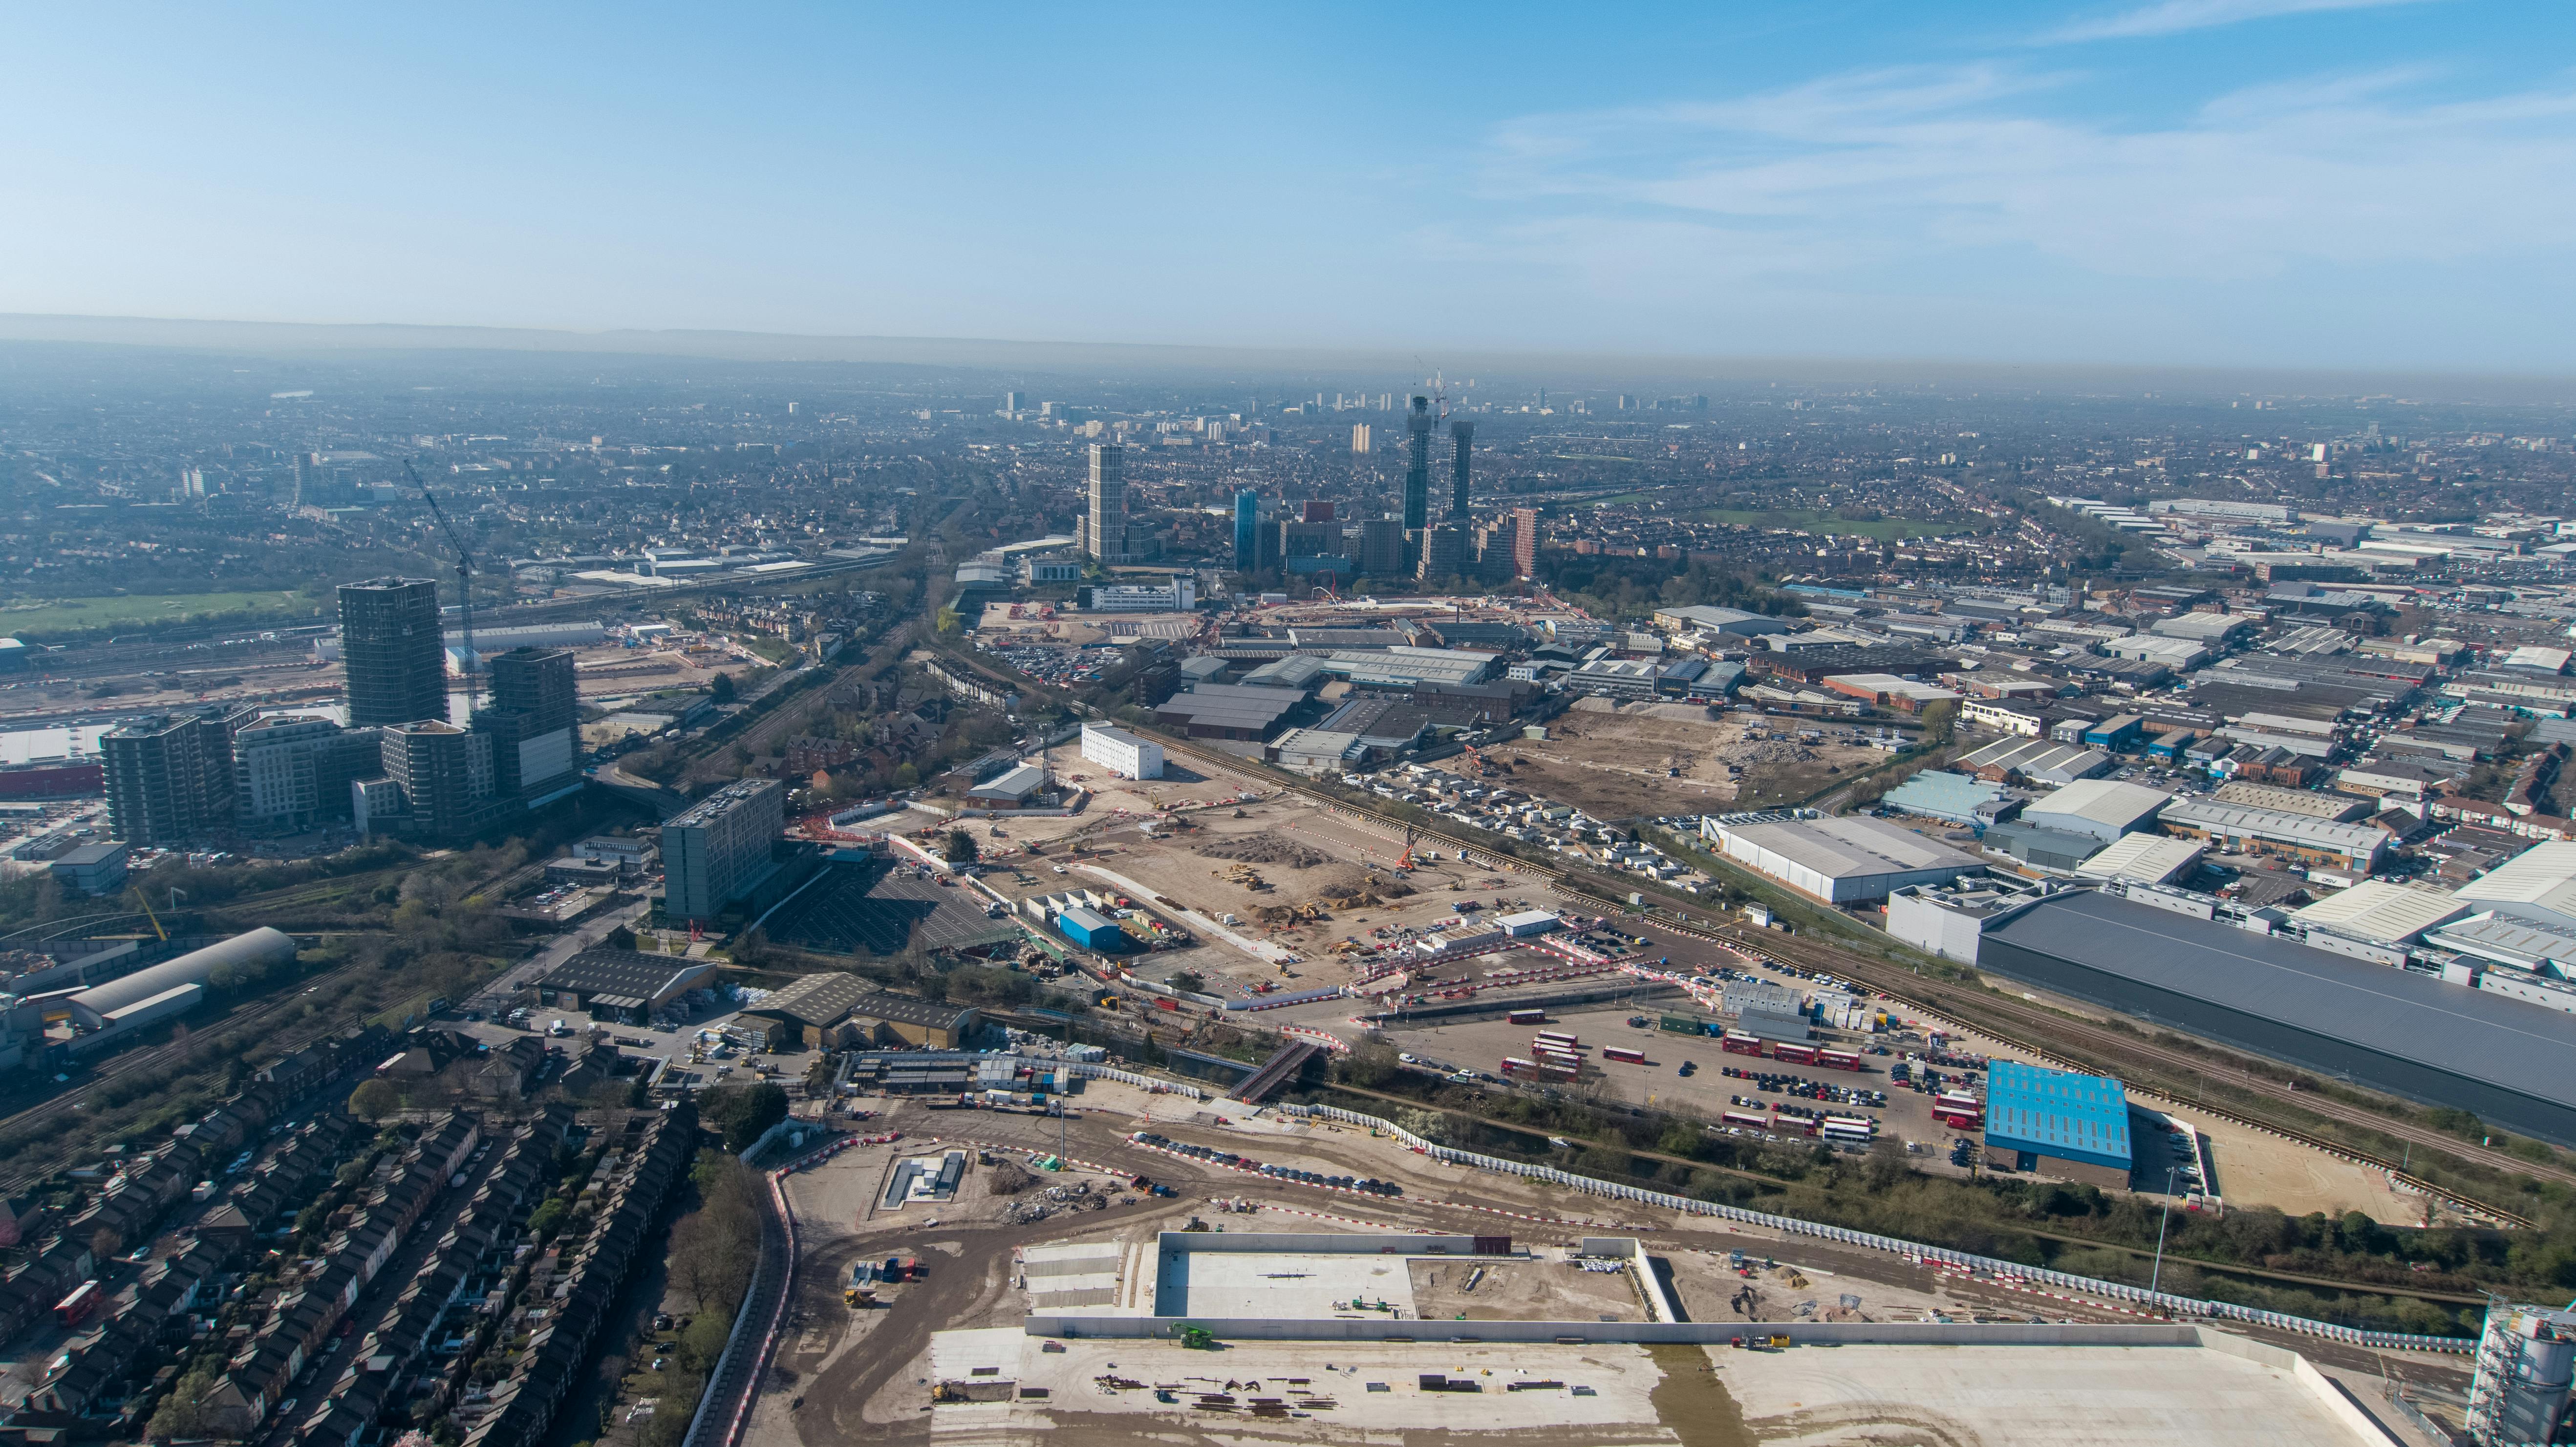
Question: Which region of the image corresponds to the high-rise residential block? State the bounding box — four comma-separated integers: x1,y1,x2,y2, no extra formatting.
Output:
1417,522,1469,583
1449,419,1476,517
1232,490,1260,573
1402,396,1432,532
233,715,382,831
476,646,580,803
1351,423,1372,454
1084,443,1129,563
359,720,498,840
663,777,786,922
1512,506,1542,577
1358,518,1405,580
103,712,236,845
338,577,447,727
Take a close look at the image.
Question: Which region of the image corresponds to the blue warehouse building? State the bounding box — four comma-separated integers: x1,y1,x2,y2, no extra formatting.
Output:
1983,1061,2133,1189
1055,904,1131,953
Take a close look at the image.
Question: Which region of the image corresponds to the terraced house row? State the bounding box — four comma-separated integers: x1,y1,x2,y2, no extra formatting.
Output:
294,1105,581,1447
461,1104,696,1447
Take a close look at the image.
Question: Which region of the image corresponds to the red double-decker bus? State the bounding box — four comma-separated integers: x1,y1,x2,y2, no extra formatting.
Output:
1771,1043,1820,1066
1602,1046,1646,1065
1816,1049,1862,1072
1720,1031,1764,1057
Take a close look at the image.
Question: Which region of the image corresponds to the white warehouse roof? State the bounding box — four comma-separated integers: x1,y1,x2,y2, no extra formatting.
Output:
2452,840,2576,934
2023,779,2172,834
1702,812,1982,904
2075,834,2206,887
2290,879,2470,945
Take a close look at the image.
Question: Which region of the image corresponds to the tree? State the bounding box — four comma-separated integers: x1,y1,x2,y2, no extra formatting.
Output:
605,924,638,952
349,1078,402,1123
148,1367,221,1440
710,672,737,703
1919,698,1960,745
703,1081,791,1152
942,828,980,865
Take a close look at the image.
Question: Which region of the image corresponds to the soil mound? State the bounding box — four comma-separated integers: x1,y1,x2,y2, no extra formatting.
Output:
1197,835,1330,868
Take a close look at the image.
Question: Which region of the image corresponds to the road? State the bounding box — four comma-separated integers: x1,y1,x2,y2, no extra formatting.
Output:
468,896,652,1014
1119,726,2571,1215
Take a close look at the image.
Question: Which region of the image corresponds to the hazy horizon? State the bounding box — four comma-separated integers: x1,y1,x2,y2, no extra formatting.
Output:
7,3,2575,375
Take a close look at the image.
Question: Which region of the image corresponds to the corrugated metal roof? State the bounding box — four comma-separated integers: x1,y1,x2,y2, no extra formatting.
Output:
2075,833,2205,885
2024,779,2171,830
2158,798,2387,854
2455,841,2576,912
1985,1061,2131,1166
1717,814,1980,879
1980,891,2576,1104
2289,880,2469,944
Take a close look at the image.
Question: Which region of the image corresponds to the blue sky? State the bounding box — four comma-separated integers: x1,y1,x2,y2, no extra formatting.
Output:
3,1,2570,371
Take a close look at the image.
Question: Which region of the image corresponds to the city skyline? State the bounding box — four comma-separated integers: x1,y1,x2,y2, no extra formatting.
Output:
4,2,2572,373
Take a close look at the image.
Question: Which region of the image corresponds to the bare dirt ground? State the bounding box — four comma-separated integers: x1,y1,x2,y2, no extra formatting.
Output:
1486,702,1886,819
748,1082,2468,1447
978,780,1567,999
1408,1253,1651,1322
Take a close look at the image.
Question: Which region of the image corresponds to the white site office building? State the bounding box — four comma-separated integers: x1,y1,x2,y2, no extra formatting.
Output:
1080,723,1164,780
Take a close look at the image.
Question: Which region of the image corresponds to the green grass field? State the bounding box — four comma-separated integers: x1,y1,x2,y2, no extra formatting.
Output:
0,590,324,637
1697,508,1974,540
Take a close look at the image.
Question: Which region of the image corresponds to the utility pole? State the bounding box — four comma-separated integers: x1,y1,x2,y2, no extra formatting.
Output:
2149,1167,2179,1293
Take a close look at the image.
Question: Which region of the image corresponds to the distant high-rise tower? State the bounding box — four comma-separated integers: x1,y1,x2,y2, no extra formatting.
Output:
1448,420,1476,517
338,578,447,727
1232,489,1260,573
1001,391,1021,415
1402,396,1432,532
1351,423,1372,454
1085,444,1127,563
476,646,580,803
1358,518,1404,580
1302,500,1335,524
1512,507,1541,578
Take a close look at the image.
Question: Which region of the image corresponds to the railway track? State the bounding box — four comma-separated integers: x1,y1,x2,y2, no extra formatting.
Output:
1138,732,2558,1230
1708,925,2556,1226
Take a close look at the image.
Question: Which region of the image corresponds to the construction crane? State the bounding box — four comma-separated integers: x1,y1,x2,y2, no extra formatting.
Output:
126,885,166,943
404,458,480,710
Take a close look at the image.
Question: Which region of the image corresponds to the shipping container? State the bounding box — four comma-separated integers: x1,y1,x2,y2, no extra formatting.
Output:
1506,1009,1547,1025
1816,1050,1862,1072
1602,1046,1647,1065
1721,1032,1765,1057
1771,1043,1820,1066
1659,1015,1707,1035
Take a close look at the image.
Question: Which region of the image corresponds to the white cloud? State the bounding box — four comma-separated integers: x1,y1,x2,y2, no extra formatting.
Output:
1470,64,2576,289
2044,0,2434,44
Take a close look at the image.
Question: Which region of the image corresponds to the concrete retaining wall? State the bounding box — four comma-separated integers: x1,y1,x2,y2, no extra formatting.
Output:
1025,1314,2209,1347
1159,1232,1494,1256
1269,1102,2470,1355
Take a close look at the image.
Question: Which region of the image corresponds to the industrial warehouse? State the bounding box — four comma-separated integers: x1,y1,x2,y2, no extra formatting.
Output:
1975,890,2576,1146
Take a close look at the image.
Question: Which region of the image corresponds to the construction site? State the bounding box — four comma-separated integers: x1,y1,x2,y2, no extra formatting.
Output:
747,1078,2469,1447
1489,700,1896,817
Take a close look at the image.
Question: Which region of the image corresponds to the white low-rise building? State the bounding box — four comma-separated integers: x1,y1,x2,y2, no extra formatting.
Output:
1079,722,1163,780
